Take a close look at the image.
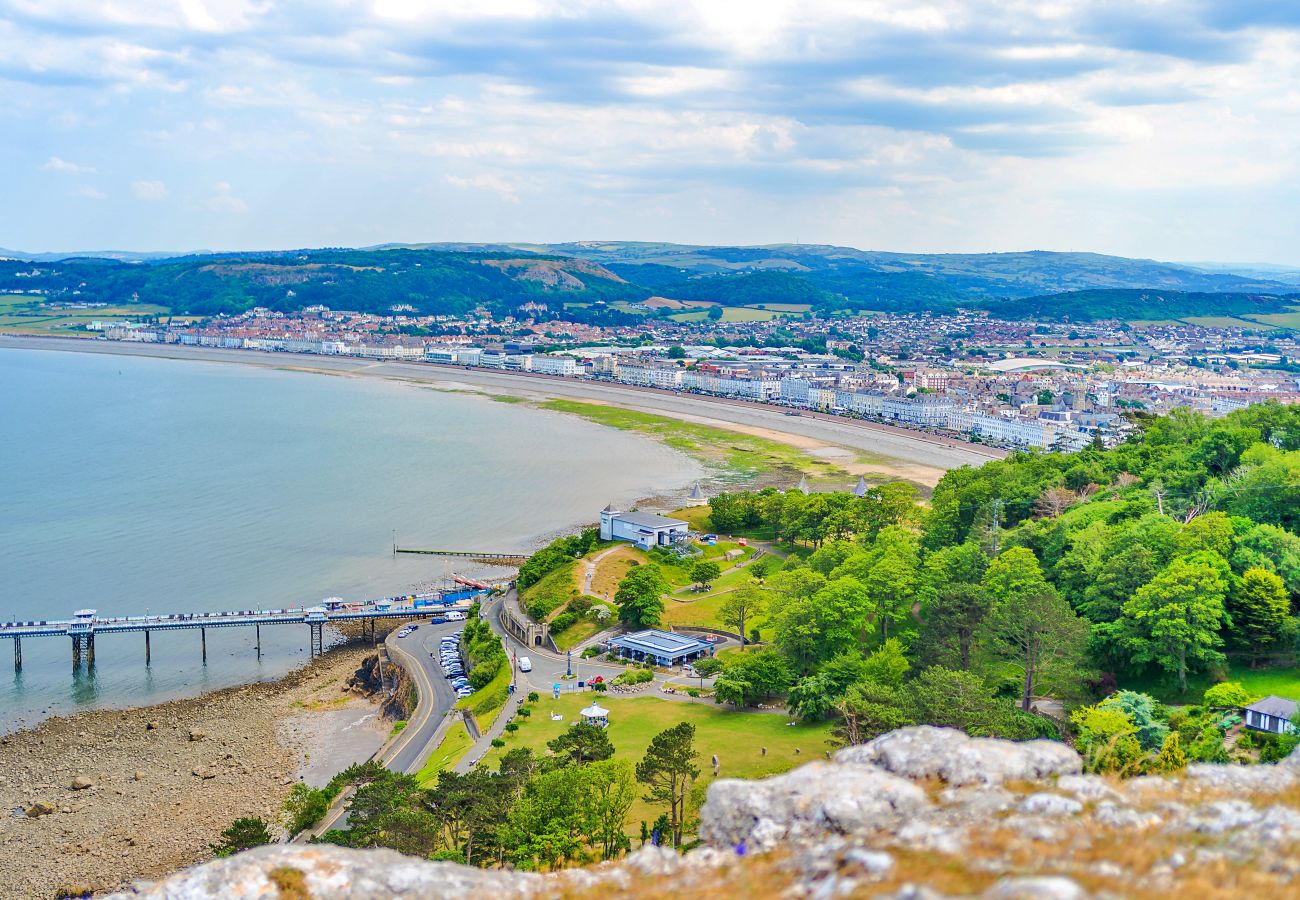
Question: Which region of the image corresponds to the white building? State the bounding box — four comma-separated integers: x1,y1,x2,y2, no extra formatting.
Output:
617,364,683,390
530,355,577,376
598,505,689,550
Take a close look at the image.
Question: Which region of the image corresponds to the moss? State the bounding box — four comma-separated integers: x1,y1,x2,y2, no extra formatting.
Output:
267,866,312,900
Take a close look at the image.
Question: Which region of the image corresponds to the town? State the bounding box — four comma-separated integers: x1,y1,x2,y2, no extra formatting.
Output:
85,300,1300,451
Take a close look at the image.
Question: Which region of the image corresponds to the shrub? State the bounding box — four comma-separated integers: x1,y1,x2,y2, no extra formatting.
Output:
614,668,654,686
517,707,531,718
581,646,602,659
211,817,272,857
469,660,501,690
568,596,593,616
1203,682,1251,709
527,692,540,703
593,681,608,692
526,592,566,622
686,689,700,698
505,722,519,733
491,738,506,748
550,611,581,634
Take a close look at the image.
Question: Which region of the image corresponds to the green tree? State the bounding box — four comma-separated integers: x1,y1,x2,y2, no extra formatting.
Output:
210,817,272,857
547,722,615,766
666,345,687,359
706,305,724,321
1070,705,1143,775
615,564,668,629
862,637,909,687
690,560,722,589
713,649,791,707
1119,552,1230,693
717,582,767,644
707,492,744,533
981,549,1089,712
1150,732,1188,773
1203,681,1251,709
636,723,700,848
282,783,329,835
690,655,722,687
579,759,637,860
907,666,1024,738
1229,567,1291,667
919,583,992,670
863,551,918,641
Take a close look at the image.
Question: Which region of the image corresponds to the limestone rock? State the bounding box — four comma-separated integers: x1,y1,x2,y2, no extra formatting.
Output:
1018,793,1083,817
699,761,929,851
107,845,538,899
983,876,1087,899
837,726,1082,786
70,775,95,790
25,800,56,817
188,729,206,742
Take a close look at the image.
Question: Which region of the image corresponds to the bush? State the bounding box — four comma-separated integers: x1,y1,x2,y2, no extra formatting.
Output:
568,596,593,616
581,646,602,659
527,692,540,703
469,660,501,690
283,783,330,835
593,681,608,692
550,611,581,634
211,817,272,857
526,592,566,622
517,707,531,718
614,668,654,686
491,738,506,748
686,689,700,698
1203,682,1251,709
504,722,519,733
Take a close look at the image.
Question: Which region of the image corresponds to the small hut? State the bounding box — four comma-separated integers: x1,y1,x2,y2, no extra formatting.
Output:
852,476,869,497
580,703,610,729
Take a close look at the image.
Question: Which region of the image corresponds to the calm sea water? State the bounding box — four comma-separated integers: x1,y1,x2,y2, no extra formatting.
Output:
0,348,701,731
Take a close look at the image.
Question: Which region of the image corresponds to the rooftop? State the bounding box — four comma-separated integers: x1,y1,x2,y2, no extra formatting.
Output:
611,629,712,654
1246,695,1299,719
614,511,687,530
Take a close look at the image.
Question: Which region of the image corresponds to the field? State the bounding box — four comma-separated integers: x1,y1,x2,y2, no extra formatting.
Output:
0,296,173,335
1125,664,1300,706
539,399,842,481
456,660,512,732
480,693,834,828
744,302,812,313
1242,309,1300,328
1177,315,1275,329
668,307,777,324
415,722,475,786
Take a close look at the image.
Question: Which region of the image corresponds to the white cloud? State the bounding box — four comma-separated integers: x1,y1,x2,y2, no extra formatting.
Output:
445,173,522,203
42,156,95,174
132,180,168,200
72,185,106,199
208,181,248,213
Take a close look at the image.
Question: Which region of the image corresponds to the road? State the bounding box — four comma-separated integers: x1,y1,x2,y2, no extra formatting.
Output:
383,621,462,774
0,336,1003,473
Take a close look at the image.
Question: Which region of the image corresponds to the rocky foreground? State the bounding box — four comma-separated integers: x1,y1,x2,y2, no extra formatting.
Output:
0,646,383,898
110,725,1300,899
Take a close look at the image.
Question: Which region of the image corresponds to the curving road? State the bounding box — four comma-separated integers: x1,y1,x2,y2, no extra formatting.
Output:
383,621,462,774
0,336,1002,473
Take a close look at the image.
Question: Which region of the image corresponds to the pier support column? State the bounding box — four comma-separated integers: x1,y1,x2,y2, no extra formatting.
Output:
12,636,20,673
309,623,323,659
255,624,261,661
87,634,94,669
144,630,151,666
201,627,207,665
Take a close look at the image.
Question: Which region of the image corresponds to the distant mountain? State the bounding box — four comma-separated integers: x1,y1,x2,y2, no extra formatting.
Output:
0,247,200,263
987,289,1300,323
5,241,1299,324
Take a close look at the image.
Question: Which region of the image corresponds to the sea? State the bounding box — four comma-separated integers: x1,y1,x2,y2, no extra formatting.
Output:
0,347,702,732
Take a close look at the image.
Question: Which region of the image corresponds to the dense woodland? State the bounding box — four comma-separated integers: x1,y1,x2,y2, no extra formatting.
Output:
692,402,1300,771
5,245,1299,323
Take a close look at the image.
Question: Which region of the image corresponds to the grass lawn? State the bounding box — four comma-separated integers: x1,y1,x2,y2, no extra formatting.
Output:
415,722,475,786
1242,308,1300,328
668,307,776,324
540,399,838,481
578,545,648,600
481,693,834,830
553,617,606,651
0,298,173,335
670,505,713,530
662,579,770,634
1122,663,1300,706
457,661,513,731
1178,315,1275,329
522,558,580,615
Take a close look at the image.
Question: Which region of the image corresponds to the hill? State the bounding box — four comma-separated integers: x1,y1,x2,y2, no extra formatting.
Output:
5,241,1299,323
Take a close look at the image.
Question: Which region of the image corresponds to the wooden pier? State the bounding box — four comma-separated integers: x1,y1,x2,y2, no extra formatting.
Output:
393,548,528,565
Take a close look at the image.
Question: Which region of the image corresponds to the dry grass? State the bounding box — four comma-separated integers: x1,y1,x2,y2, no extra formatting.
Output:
580,545,649,600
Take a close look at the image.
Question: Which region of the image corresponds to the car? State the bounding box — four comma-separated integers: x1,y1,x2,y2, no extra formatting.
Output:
518,657,533,673
445,611,466,621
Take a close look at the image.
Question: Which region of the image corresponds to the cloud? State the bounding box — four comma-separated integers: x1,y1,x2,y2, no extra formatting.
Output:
445,173,522,203
131,180,167,200
207,181,248,213
41,155,94,174
72,184,105,199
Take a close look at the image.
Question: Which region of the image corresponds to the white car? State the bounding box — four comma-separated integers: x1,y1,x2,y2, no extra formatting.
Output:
518,657,532,673
445,611,467,621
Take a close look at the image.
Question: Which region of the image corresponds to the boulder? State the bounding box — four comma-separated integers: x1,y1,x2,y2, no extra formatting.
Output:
70,775,95,790
105,845,538,899
699,761,929,851
837,726,1082,786
25,800,56,817
188,729,207,742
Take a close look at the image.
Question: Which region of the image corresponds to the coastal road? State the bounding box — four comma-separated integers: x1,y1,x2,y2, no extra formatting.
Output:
0,337,1002,474
383,621,462,774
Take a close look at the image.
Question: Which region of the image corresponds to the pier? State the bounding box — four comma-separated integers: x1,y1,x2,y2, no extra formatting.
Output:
1,589,488,671
393,547,529,565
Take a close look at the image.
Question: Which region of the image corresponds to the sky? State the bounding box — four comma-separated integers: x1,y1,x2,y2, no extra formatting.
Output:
4,0,1300,262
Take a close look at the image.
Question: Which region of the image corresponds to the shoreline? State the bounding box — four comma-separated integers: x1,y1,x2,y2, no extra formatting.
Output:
0,643,388,896
0,335,1002,484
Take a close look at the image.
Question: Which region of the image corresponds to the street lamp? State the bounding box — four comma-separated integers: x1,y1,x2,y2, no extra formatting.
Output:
566,649,572,679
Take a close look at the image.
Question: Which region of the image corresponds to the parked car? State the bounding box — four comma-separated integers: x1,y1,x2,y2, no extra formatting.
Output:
518,657,533,673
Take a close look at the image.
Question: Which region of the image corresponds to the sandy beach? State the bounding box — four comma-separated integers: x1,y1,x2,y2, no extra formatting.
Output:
0,645,387,897
0,335,1002,488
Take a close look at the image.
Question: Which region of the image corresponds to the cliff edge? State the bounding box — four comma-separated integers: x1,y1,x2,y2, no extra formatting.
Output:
111,726,1300,898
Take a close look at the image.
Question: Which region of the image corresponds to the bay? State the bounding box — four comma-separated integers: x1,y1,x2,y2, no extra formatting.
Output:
0,348,702,731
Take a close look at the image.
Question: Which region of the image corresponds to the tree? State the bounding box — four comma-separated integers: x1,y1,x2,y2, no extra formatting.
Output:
211,817,271,857
548,722,615,766
1230,567,1291,667
636,723,700,848
981,549,1090,711
712,649,791,707
907,667,1028,738
863,551,918,641
1150,732,1188,773
282,783,329,835
1070,705,1143,775
579,759,637,860
690,560,722,590
690,655,722,687
718,582,767,644
833,684,914,746
1203,681,1251,709
707,492,744,533
862,638,910,687
706,305,723,321
615,564,668,629
1119,552,1230,693
667,345,687,359
919,583,992,670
